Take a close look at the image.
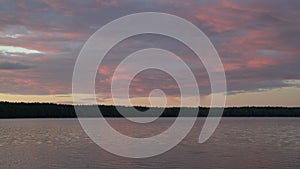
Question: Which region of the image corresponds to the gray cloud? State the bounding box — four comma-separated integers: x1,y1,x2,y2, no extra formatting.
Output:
0,62,32,70
0,0,299,99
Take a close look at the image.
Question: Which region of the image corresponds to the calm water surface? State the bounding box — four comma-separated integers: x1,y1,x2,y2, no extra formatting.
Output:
0,118,299,169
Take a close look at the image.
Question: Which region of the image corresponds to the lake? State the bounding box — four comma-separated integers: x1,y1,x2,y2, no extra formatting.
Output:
0,118,299,169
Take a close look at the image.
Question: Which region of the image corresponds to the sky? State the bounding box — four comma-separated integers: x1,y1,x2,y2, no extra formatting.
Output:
0,0,299,107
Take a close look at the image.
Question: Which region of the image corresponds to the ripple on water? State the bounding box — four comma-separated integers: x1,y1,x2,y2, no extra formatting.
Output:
0,118,299,169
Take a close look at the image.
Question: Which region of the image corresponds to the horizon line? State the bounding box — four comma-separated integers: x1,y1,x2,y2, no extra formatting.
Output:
1,101,299,109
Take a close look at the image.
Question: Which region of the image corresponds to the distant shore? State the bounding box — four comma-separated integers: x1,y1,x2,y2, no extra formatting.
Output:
0,102,299,118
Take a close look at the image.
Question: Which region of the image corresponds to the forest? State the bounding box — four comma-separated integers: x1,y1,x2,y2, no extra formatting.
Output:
0,102,299,118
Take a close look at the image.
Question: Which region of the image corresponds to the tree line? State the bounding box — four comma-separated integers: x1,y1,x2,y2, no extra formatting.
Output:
0,102,299,118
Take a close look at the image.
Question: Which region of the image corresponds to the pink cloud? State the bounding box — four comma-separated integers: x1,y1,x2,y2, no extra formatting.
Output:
221,0,269,13
246,58,277,69
100,0,120,7
98,65,111,76
224,63,242,72
42,0,69,9
0,0,299,106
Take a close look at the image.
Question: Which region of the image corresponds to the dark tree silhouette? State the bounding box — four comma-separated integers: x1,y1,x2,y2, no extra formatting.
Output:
0,102,299,118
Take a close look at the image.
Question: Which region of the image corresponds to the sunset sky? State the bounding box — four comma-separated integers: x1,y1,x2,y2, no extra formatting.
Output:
0,0,299,107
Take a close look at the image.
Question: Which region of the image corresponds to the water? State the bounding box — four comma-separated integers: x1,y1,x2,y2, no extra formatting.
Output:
0,118,299,169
